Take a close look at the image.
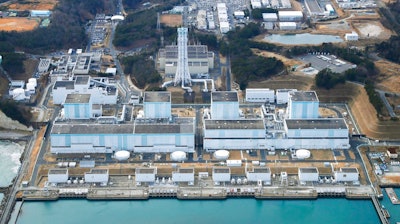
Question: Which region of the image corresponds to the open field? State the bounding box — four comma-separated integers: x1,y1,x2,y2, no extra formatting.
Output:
252,49,304,68
375,60,400,93
160,14,182,27
0,18,39,32
2,0,57,10
352,21,392,40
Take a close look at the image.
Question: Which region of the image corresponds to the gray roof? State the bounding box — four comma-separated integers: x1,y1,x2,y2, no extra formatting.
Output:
250,168,271,173
285,119,347,130
136,168,156,174
49,169,68,174
205,119,265,130
144,91,171,103
65,94,91,104
52,123,134,134
299,167,319,173
87,169,108,174
213,167,230,173
212,91,238,102
75,76,89,84
290,91,318,102
178,168,194,173
54,81,74,89
134,118,194,134
340,167,358,173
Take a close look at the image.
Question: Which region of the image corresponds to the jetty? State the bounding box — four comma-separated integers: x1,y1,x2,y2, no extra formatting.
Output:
385,188,400,204
371,196,390,224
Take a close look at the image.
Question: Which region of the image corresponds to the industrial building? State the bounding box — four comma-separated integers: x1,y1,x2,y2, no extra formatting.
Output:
210,91,239,120
172,168,195,185
262,13,278,22
197,10,207,30
212,167,231,185
246,168,271,185
345,32,359,41
278,11,303,21
84,169,109,184
52,75,117,105
38,58,51,73
250,0,262,8
50,91,195,154
279,22,297,30
287,91,319,119
298,167,319,183
48,169,69,184
135,168,157,185
157,45,214,75
334,168,359,182
245,88,275,103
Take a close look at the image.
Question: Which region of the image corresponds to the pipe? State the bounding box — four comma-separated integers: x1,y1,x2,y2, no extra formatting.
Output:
161,80,174,88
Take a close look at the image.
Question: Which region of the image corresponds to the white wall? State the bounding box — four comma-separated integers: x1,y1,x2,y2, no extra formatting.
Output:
298,171,319,182
172,172,194,182
212,172,231,182
245,89,275,103
84,172,109,183
144,102,171,118
135,173,156,183
334,171,359,182
48,172,69,183
246,172,271,182
211,102,239,119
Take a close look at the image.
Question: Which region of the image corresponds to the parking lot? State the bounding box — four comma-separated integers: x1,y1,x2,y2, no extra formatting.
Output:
298,53,356,74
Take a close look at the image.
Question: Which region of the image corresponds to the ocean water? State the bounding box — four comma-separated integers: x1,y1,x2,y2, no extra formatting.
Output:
0,140,24,187
264,33,343,45
16,198,379,224
381,188,400,224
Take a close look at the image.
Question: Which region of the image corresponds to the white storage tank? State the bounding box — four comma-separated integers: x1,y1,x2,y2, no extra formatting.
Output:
214,150,230,160
170,151,187,162
296,149,311,159
114,150,130,161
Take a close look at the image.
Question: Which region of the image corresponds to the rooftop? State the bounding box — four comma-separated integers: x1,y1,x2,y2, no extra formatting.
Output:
48,169,68,175
75,76,90,85
136,168,156,174
205,119,265,130
65,94,91,104
178,168,194,173
250,168,271,173
290,91,318,102
87,169,108,174
213,167,230,173
340,167,358,173
134,118,194,134
52,123,134,134
212,91,238,102
299,167,319,173
144,92,171,103
285,118,347,130
54,81,74,90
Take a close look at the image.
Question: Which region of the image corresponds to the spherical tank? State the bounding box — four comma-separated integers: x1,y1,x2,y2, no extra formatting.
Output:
170,151,186,162
114,150,130,161
214,150,230,160
296,149,311,159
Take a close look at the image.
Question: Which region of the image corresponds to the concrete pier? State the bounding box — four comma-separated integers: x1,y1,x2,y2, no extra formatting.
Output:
385,188,400,204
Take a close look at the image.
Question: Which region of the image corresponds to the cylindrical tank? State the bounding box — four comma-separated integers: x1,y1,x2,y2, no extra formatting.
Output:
214,150,230,160
296,149,311,159
114,150,130,161
170,151,187,162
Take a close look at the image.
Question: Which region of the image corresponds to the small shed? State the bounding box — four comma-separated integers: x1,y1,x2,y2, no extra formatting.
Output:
387,147,398,159
298,167,319,182
105,67,117,76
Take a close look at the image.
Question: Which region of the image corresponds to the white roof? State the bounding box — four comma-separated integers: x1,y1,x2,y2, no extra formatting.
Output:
262,13,278,19
106,67,117,74
234,11,245,16
278,11,303,17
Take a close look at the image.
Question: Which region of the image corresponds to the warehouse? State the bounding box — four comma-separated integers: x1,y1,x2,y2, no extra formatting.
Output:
279,22,297,30
298,167,319,184
52,76,117,105
212,167,231,185
157,45,214,75
278,11,303,21
172,168,195,185
135,168,157,185
345,32,359,41
262,13,278,22
287,91,319,119
246,168,271,185
84,169,109,184
245,88,275,103
48,169,69,184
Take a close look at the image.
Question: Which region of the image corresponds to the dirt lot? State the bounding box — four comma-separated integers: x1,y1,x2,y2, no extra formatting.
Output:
374,60,400,93
3,0,58,10
160,14,182,27
252,49,304,68
352,21,392,40
0,17,40,32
